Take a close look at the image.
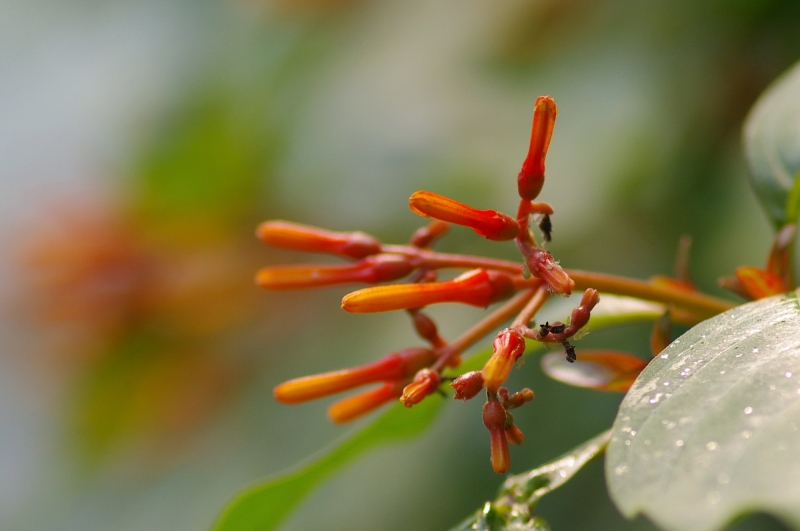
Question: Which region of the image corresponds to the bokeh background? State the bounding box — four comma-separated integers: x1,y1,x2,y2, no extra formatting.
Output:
2,0,800,530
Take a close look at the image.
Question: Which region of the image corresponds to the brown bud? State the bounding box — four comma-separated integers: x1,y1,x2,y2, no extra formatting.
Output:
451,371,485,401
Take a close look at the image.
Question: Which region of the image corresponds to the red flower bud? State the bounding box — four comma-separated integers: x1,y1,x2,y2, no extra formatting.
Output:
505,388,535,409
567,288,599,332
483,398,510,473
409,191,519,241
410,220,450,248
518,96,557,201
341,269,515,313
273,347,436,404
400,369,440,407
256,254,413,290
482,328,526,391
524,248,574,296
451,371,485,401
256,220,381,259
328,381,403,423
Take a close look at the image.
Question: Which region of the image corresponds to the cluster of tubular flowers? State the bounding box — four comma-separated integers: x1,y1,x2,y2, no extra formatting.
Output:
256,96,739,473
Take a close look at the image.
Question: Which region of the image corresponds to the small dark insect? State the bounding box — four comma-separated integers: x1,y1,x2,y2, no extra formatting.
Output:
548,322,566,334
562,340,576,363
539,214,553,242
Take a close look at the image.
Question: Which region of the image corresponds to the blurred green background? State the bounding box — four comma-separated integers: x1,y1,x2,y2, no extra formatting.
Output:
2,0,800,530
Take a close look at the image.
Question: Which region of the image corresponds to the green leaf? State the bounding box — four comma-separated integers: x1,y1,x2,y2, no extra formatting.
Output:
743,59,800,229
449,430,610,531
212,396,443,531
606,293,800,531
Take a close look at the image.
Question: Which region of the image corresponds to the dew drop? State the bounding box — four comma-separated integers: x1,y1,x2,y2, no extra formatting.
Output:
707,491,721,504
630,430,637,437
614,464,628,476
741,430,752,439
787,372,793,378
744,407,753,415
753,347,759,353
625,440,631,446
559,469,567,477
675,439,684,447
660,353,669,359
720,370,726,375
706,441,719,451
644,439,652,445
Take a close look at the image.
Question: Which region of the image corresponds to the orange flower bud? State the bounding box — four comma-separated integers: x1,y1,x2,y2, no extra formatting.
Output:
505,388,535,409
518,96,557,201
328,382,403,423
451,371,485,401
524,248,574,296
504,424,525,446
400,368,440,407
256,220,381,259
256,254,413,290
735,266,785,299
566,288,599,332
483,398,510,473
410,220,450,248
341,269,515,313
409,191,519,241
482,328,526,391
273,347,436,404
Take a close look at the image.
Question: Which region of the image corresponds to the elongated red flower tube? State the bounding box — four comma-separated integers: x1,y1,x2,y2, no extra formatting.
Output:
274,347,436,404
518,96,557,201
482,328,527,391
483,398,510,473
341,269,515,313
256,254,413,290
328,381,404,423
256,220,382,259
409,191,519,241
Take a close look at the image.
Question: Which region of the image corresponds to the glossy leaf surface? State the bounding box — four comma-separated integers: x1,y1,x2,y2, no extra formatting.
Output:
607,293,800,531
743,60,800,229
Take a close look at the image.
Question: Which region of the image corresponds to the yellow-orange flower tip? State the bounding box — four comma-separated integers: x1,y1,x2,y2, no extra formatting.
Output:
327,382,403,423
400,369,440,407
483,398,510,474
518,96,557,201
506,388,535,409
256,254,413,290
409,191,519,241
525,249,574,296
273,347,436,404
735,266,785,300
341,269,516,313
649,275,696,293
504,424,525,446
256,220,382,259
482,328,526,391
451,371,485,401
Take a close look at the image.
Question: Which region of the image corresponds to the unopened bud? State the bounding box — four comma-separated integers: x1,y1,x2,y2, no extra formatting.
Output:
567,288,599,331
504,424,525,446
483,398,510,473
409,191,519,241
400,369,440,407
256,254,413,290
506,388,535,408
341,269,515,313
451,371,485,401
523,248,574,296
410,221,450,248
734,266,785,300
518,96,557,201
256,220,381,259
482,328,526,391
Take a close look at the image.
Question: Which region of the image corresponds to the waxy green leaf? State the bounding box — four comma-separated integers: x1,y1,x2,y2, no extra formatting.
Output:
744,60,800,229
607,293,800,531
212,397,442,531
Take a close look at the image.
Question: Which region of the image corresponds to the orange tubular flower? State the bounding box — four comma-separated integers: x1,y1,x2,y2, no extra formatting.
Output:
482,328,526,391
518,96,557,201
256,220,382,259
409,191,519,241
341,269,515,313
734,266,785,299
483,398,510,473
274,347,436,404
328,382,404,424
256,254,414,290
400,368,440,407
504,424,525,446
